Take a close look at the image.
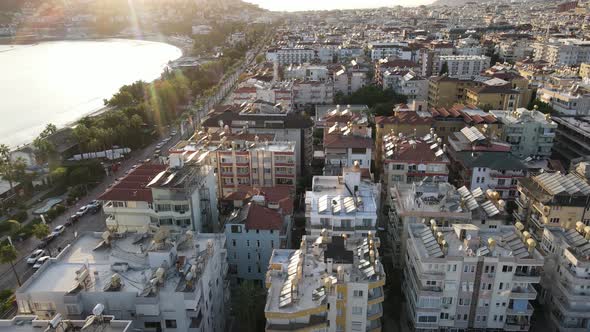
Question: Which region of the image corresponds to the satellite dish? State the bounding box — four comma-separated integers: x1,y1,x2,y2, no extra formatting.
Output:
458,245,463,251
466,234,472,241
93,303,105,316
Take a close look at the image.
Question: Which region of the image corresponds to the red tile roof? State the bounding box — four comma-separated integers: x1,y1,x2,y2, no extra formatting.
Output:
98,164,167,202
222,186,294,215
324,134,373,149
245,203,283,231
375,112,433,125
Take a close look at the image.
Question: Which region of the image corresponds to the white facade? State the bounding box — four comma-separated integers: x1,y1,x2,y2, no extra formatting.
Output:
284,64,330,81
266,48,316,65
305,166,380,239
539,226,590,331
333,70,367,96
382,71,428,102
15,232,230,332
537,86,590,116
432,55,491,79
292,81,334,106
532,39,590,66
370,42,412,61
404,223,543,331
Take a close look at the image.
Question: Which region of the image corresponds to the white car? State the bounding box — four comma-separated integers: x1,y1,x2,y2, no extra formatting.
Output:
33,256,50,270
75,206,89,217
51,225,65,236
26,249,47,264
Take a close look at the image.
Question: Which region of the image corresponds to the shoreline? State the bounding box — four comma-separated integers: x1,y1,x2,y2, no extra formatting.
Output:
3,37,186,150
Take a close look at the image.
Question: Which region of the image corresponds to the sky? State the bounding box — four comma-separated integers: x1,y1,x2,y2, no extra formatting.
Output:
244,0,435,12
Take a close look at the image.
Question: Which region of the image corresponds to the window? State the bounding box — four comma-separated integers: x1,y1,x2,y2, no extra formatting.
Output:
499,282,504,290
165,320,177,328
247,240,250,247
353,290,364,297
257,240,261,247
248,266,251,273
550,217,560,224
351,321,363,331
352,306,363,315
144,322,161,329
271,240,274,248
232,239,236,247
502,265,513,272
231,225,241,233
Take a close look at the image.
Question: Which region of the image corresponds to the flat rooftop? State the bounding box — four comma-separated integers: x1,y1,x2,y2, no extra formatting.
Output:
0,316,131,332
266,235,384,314
19,232,224,295
308,176,377,215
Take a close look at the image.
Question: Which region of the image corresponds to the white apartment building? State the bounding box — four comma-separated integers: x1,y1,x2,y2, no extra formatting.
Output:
490,108,557,158
284,64,330,81
305,165,380,239
333,69,367,96
532,39,590,66
382,70,429,102
292,80,334,107
0,314,132,332
404,222,543,331
537,86,590,116
455,37,484,56
15,231,230,332
498,40,533,63
266,47,316,65
369,42,413,61
432,55,491,79
100,162,219,233
323,119,373,176
264,233,385,332
539,225,590,331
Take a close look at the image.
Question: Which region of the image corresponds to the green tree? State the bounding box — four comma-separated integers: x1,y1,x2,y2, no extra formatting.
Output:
233,281,266,332
31,223,50,240
439,61,449,76
0,244,20,286
0,144,15,194
5,220,20,235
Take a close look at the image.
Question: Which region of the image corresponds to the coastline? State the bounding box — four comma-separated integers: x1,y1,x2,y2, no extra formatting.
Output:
3,37,185,150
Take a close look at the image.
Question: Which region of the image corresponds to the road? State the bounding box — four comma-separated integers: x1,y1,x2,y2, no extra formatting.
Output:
0,130,183,294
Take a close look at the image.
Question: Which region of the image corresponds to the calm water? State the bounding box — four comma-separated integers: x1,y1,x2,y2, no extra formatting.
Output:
0,39,182,148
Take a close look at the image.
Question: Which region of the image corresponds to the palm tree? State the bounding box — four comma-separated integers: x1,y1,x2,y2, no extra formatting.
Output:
5,220,21,234
31,223,50,241
0,244,21,286
0,144,14,194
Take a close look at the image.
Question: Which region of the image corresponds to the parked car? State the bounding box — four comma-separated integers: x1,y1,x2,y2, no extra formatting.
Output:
51,225,65,236
75,206,89,217
65,214,80,226
33,256,50,270
26,249,47,264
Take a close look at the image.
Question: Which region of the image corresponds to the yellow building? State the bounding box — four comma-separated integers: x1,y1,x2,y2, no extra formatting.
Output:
580,63,590,79
514,162,590,241
464,83,520,110
427,76,480,108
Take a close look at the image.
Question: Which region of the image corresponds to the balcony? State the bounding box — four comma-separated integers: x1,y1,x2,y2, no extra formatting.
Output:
368,287,385,305
513,269,542,283
506,302,534,315
514,198,527,210
509,285,537,300
266,314,328,331
504,316,530,331
366,319,381,332
367,303,383,320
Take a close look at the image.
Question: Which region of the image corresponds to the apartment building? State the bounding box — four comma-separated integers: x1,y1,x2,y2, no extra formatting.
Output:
100,163,219,233
498,39,533,63
464,83,520,111
266,47,316,65
514,164,590,241
382,70,429,102
447,127,526,200
323,120,373,176
264,233,385,332
15,231,230,332
202,101,313,175
305,165,380,239
369,41,413,61
490,108,557,159
431,55,491,80
284,64,330,81
381,132,449,189
429,104,499,142
532,39,590,66
374,59,421,86
375,108,433,169
224,187,293,284
292,80,334,107
427,76,479,109
539,225,590,331
404,222,543,331
171,133,297,198
537,85,590,116
333,68,367,96
0,314,132,332
552,116,590,166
